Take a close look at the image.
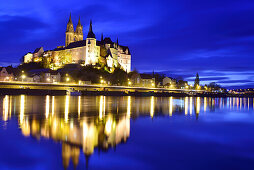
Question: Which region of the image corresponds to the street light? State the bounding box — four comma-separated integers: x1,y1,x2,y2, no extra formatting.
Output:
66,77,70,82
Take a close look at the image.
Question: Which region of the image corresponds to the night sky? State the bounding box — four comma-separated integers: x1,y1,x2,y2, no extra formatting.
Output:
0,0,254,88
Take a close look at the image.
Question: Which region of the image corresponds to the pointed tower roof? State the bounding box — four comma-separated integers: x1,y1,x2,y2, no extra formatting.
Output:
87,20,95,38
75,16,83,34
66,13,74,32
77,16,82,27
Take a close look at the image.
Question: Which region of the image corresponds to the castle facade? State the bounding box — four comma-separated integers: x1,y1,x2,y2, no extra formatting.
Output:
24,14,131,72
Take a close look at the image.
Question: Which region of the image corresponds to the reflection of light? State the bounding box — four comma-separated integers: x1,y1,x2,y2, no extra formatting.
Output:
150,96,154,118
78,96,81,118
185,97,188,115
21,119,30,137
169,97,173,116
52,96,55,115
240,98,242,110
99,96,105,120
190,97,193,115
248,98,250,110
3,95,9,121
65,95,70,123
83,122,88,139
204,97,207,112
20,95,25,125
127,96,131,117
105,118,113,135
45,95,50,119
196,97,200,114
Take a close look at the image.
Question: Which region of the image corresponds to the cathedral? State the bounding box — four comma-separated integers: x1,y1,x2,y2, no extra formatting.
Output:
24,14,131,73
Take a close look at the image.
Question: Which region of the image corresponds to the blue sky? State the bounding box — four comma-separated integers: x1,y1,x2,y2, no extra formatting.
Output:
0,0,254,88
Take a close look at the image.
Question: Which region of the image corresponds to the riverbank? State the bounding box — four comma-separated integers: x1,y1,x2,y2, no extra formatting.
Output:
0,88,253,97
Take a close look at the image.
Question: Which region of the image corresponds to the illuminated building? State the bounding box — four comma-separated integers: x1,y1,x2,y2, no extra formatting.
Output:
23,14,131,72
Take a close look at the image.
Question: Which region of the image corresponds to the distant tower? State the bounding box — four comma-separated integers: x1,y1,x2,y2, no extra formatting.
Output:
65,13,75,46
75,17,83,41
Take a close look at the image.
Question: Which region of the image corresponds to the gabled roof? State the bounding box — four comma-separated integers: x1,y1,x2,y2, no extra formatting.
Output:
33,47,43,53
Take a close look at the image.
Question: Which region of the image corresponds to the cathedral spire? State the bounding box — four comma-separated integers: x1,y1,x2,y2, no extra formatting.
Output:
66,13,74,32
89,20,93,32
117,38,119,46
68,13,73,26
87,20,95,38
77,16,82,27
75,16,83,35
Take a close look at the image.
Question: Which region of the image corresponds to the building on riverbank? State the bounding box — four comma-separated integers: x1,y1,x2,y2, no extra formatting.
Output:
24,15,131,73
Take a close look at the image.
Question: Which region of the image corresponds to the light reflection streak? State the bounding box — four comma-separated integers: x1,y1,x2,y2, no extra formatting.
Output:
20,95,25,125
78,96,81,119
45,95,50,119
189,97,193,115
99,96,105,120
3,95,9,121
65,95,70,123
196,97,200,114
150,96,154,118
52,96,55,116
169,96,173,116
185,97,188,115
127,96,131,118
204,97,207,112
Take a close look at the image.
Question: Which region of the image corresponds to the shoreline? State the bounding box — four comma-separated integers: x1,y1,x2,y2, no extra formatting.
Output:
0,88,252,97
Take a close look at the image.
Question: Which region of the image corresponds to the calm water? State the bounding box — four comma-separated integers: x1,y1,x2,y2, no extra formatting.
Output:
0,95,254,170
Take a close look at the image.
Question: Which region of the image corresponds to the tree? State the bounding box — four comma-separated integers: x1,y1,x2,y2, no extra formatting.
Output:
110,67,127,85
194,73,200,88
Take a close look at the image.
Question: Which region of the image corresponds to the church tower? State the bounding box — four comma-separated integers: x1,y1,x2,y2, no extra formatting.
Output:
75,17,83,41
65,14,75,47
86,20,98,65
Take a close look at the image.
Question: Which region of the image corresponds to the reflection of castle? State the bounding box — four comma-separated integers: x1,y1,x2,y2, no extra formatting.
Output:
19,114,130,169
1,95,253,169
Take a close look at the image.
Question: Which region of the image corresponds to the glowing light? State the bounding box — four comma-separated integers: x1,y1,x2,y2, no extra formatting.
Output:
47,78,50,81
66,77,70,82
99,96,105,120
185,97,188,115
196,97,200,114
45,95,50,119
190,97,193,115
204,97,207,112
127,96,131,117
150,96,154,118
20,95,25,125
3,95,9,121
52,96,55,115
78,96,81,119
169,96,173,116
105,118,113,135
65,95,70,122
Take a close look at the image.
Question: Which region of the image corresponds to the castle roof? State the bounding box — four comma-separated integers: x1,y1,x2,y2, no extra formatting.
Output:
66,13,74,32
87,20,95,38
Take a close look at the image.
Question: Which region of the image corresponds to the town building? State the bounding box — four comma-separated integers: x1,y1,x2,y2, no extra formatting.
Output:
0,67,14,81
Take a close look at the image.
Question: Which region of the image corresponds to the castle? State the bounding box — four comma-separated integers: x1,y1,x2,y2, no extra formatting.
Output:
24,14,131,72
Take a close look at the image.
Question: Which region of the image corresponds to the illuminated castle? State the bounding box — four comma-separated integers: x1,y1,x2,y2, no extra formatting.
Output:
24,14,131,72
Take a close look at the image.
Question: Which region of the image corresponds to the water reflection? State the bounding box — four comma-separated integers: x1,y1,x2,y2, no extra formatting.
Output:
0,95,254,169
